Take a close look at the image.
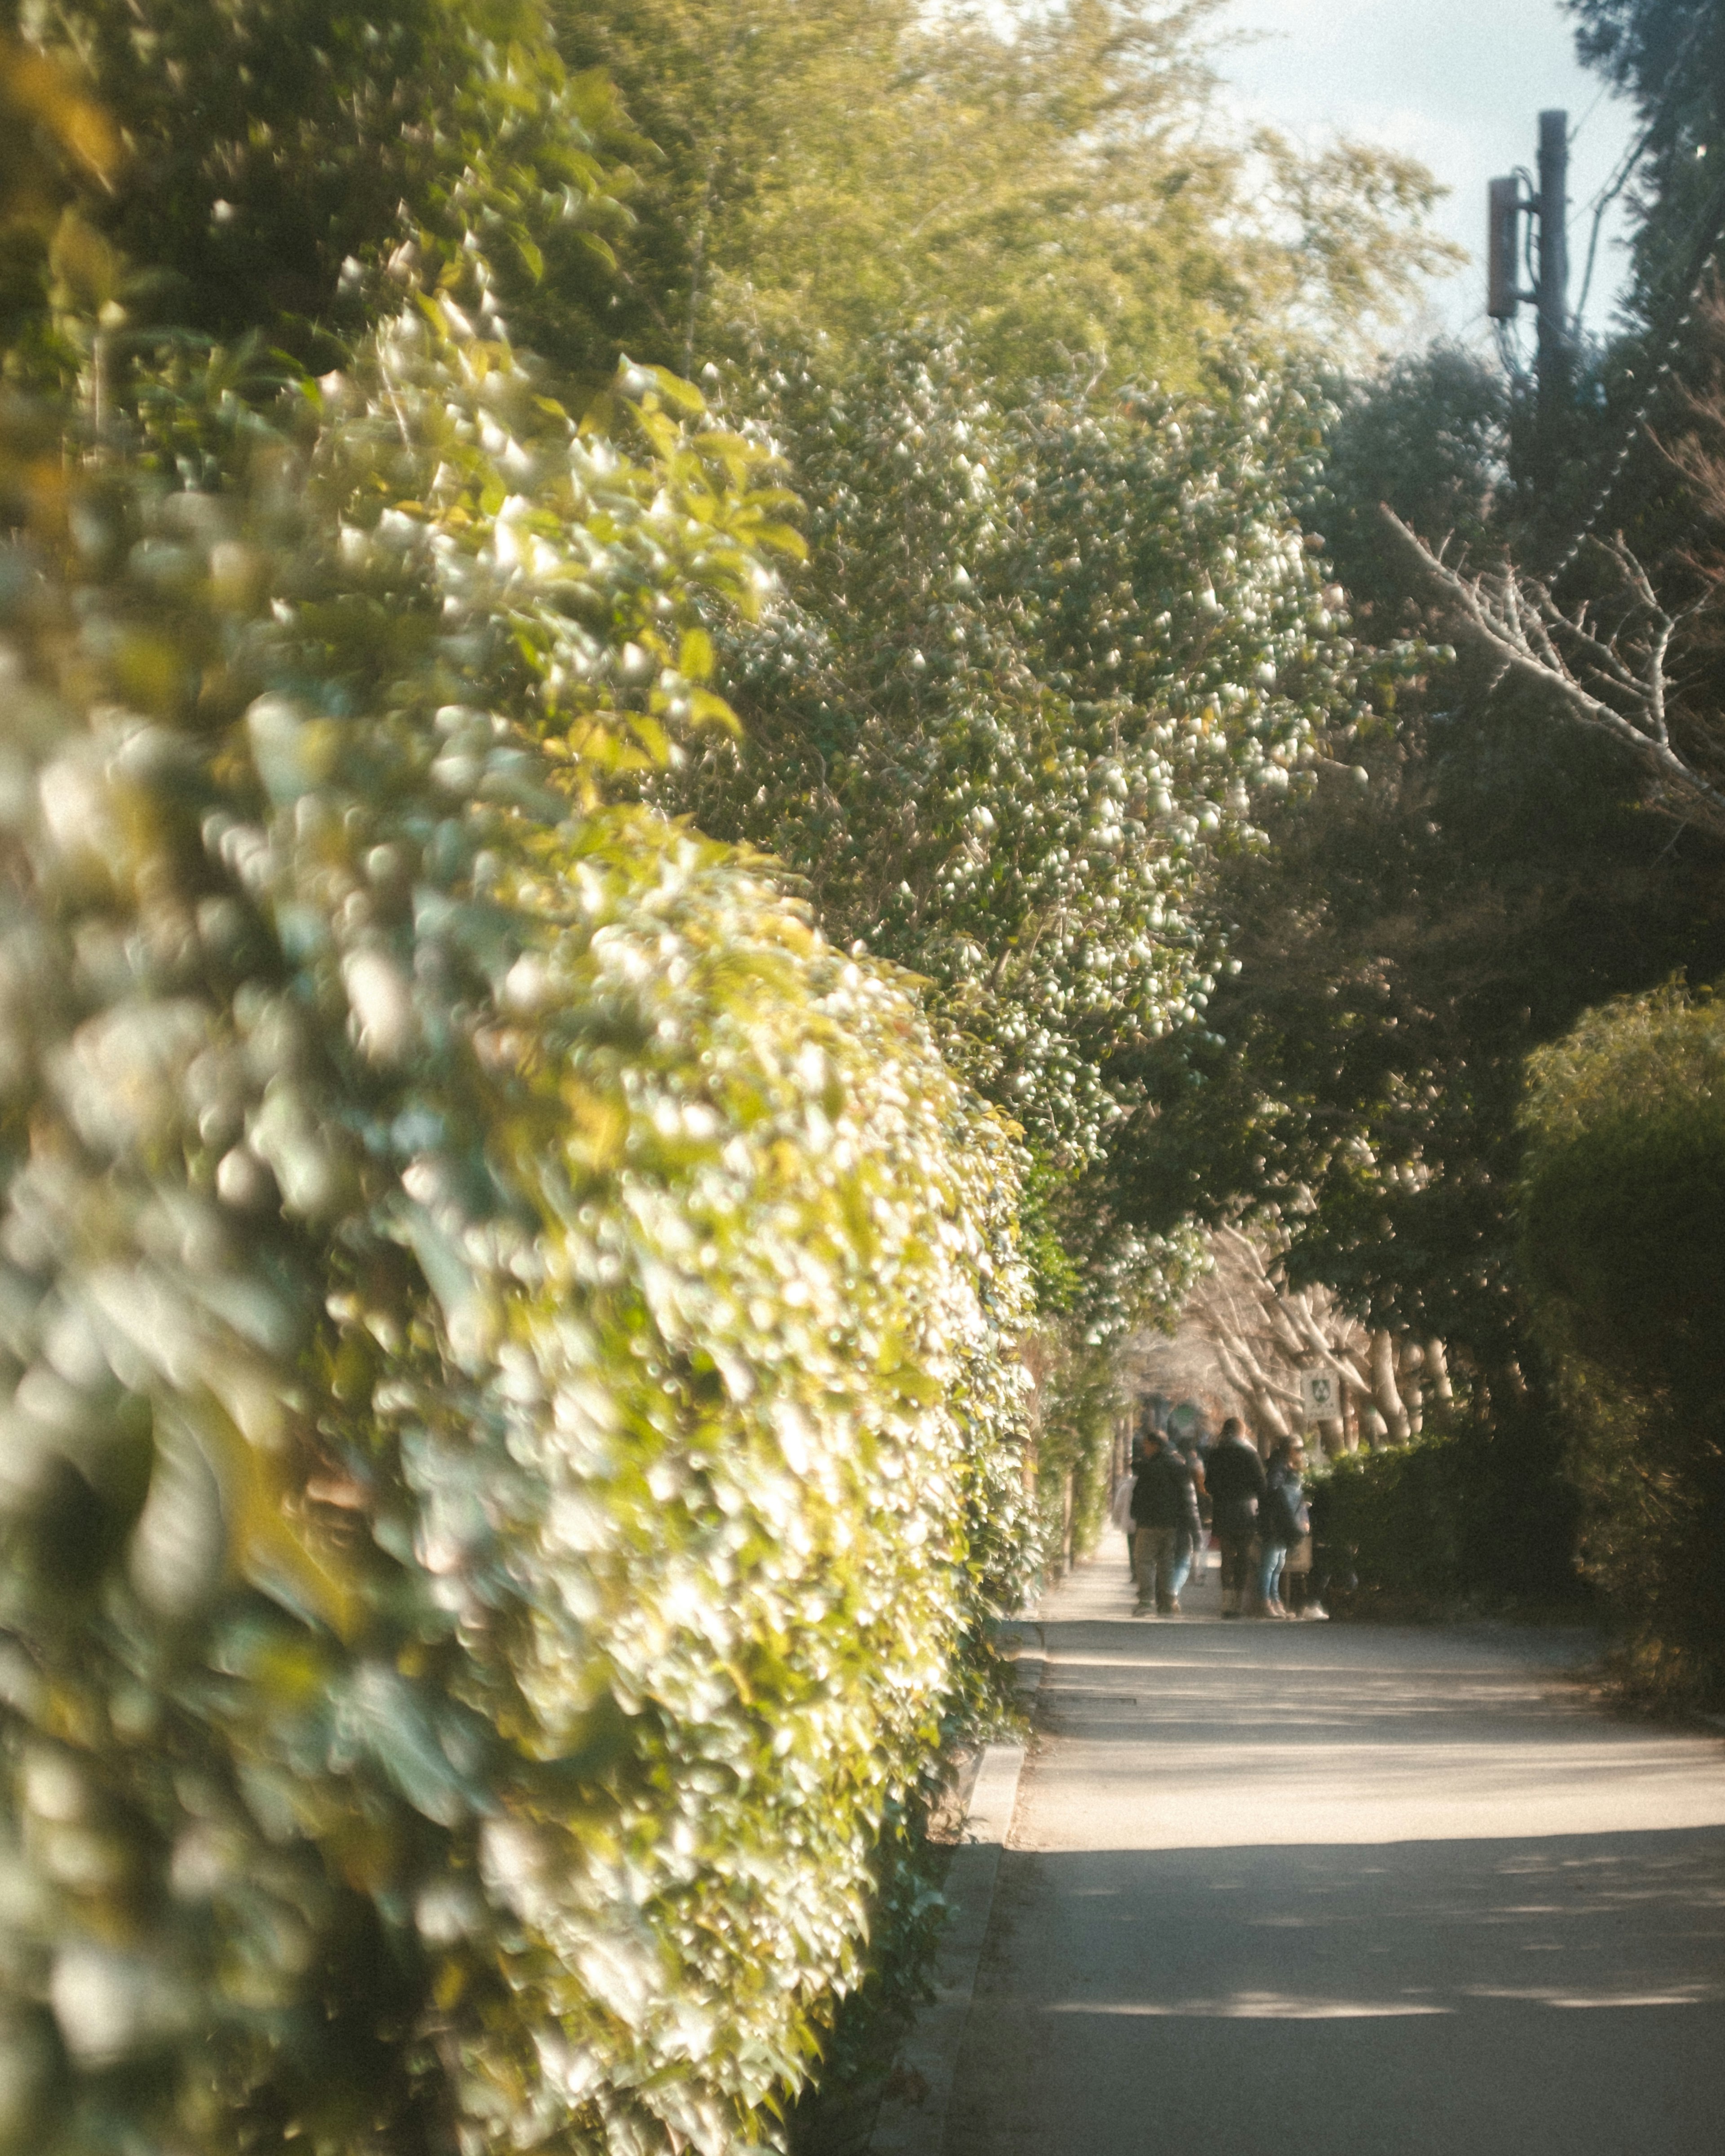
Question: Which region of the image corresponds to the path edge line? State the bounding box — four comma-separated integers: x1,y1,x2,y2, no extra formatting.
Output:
864,1626,1046,2156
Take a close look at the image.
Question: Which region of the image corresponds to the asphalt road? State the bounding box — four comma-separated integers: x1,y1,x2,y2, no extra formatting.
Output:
947,1553,1725,2156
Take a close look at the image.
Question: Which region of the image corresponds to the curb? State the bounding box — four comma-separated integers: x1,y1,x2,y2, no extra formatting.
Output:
866,1632,1045,2156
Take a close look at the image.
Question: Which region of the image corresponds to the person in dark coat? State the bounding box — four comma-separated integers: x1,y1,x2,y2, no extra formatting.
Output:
1130,1431,1203,1616
1205,1417,1267,1619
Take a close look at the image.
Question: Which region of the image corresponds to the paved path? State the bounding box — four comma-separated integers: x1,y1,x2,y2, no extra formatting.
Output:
948,1553,1725,2155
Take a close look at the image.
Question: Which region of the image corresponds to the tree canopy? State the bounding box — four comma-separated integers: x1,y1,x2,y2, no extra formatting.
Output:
1565,0,1725,321
562,0,1459,388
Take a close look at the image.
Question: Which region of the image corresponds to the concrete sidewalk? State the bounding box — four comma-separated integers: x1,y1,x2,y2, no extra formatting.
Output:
946,1555,1725,2155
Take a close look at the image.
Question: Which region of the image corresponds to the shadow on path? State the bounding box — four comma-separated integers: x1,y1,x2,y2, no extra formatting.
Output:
951,1831,1725,2155
949,1560,1725,2154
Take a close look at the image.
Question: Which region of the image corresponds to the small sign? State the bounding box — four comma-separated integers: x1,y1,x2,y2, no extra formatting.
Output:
1300,1369,1338,1421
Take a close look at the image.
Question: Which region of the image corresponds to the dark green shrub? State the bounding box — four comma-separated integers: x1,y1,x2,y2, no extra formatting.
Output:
1316,1436,1467,1612
1518,981,1725,1701
1313,1394,1583,1619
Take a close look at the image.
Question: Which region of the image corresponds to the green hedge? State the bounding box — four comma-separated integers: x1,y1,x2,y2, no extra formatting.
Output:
1312,1396,1581,1619
1518,981,1725,1701
0,282,1033,2154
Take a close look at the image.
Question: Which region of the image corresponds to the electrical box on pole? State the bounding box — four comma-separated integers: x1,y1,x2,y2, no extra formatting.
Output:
1487,176,1522,320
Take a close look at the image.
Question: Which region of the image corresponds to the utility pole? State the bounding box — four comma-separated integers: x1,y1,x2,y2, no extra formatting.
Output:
1536,109,1570,420
1486,109,1570,362
1486,110,1571,476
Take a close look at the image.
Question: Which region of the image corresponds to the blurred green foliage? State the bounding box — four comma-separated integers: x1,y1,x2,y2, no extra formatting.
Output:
0,12,1040,2152
3,0,641,383
0,305,1035,2153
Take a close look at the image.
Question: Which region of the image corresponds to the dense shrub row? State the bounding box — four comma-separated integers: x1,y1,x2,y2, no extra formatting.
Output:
0,174,1034,2156
1318,981,1725,1697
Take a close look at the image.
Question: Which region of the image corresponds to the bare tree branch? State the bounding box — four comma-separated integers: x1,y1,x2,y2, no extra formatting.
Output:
1180,1219,1438,1454
1383,509,1725,834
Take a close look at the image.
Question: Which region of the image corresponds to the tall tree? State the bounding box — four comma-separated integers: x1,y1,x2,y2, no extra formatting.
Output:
1106,331,1725,1331
651,336,1384,1222
1566,0,1725,323
562,0,1458,388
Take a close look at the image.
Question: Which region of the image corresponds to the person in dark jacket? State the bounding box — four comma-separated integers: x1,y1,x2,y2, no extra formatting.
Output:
1205,1417,1267,1619
1260,1436,1311,1620
1112,1432,1146,1582
1131,1431,1202,1616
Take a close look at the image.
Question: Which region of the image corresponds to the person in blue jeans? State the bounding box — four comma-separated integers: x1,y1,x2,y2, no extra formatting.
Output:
1259,1436,1311,1619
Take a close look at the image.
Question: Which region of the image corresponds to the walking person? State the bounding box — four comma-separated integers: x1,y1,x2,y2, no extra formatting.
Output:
1176,1433,1209,1587
1111,1435,1143,1583
1260,1436,1311,1620
1205,1416,1266,1620
1281,1443,1327,1617
1131,1430,1202,1616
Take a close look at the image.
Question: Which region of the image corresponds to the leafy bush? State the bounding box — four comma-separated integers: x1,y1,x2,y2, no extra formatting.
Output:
1518,980,1725,1699
0,250,1033,2156
1025,1342,1119,1573
1315,1437,1466,1610
1518,983,1725,1396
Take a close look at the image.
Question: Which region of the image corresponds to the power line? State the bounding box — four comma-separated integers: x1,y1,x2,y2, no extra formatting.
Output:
1548,169,1725,580
1570,9,1714,331
1567,80,1613,150
1573,120,1652,327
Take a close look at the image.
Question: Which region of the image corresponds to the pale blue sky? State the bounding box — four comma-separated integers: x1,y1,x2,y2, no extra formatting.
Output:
1214,0,1641,349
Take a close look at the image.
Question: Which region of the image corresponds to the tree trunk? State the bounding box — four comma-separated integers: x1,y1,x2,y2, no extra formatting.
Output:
1369,1329,1411,1444
1398,1341,1424,1437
